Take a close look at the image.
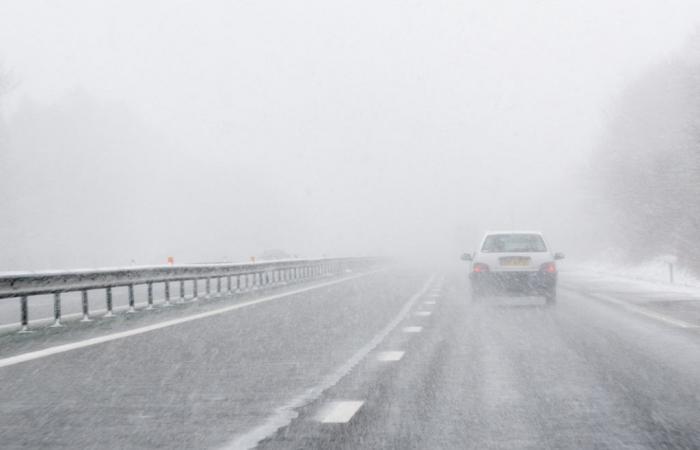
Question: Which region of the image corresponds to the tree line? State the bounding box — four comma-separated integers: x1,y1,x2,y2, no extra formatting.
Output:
593,35,700,272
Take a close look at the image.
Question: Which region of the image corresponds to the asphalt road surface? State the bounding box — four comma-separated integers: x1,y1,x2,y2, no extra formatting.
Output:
1,267,699,449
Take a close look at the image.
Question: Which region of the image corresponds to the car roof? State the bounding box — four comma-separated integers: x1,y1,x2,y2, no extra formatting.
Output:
483,230,544,236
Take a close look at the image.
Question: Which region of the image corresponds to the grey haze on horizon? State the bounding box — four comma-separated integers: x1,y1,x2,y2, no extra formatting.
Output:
1,0,700,271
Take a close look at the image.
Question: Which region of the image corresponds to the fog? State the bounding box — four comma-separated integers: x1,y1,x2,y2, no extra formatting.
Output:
2,1,700,270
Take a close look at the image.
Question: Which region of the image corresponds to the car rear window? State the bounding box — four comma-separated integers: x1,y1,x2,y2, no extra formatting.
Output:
481,234,547,253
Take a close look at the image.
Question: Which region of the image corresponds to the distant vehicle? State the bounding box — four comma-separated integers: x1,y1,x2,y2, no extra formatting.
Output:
461,231,564,305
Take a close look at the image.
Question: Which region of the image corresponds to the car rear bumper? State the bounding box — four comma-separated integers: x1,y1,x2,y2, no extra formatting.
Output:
470,271,556,295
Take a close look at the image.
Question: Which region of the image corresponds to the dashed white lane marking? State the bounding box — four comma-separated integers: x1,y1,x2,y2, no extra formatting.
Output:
414,311,432,316
593,293,699,329
377,351,405,361
403,326,423,333
223,275,436,450
424,300,436,305
318,401,365,423
0,271,380,370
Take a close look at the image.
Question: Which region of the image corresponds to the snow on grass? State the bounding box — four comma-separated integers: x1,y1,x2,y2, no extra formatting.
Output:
566,255,700,296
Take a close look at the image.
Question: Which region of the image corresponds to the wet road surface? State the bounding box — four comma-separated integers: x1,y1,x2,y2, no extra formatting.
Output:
1,267,699,449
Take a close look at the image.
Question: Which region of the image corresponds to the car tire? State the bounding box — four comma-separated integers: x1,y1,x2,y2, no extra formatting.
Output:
545,288,557,306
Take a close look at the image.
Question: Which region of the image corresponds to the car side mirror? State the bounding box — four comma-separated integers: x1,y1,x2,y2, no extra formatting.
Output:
461,253,473,261
554,252,565,260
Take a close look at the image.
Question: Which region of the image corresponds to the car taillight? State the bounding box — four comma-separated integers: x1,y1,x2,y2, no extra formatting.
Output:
473,263,490,273
540,262,557,273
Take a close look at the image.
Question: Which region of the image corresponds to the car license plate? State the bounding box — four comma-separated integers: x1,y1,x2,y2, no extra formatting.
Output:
500,257,530,267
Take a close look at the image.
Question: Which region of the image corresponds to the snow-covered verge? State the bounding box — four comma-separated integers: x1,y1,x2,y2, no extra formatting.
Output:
565,256,700,295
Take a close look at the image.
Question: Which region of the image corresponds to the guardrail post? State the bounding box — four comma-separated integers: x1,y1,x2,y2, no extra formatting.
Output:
216,277,222,296
179,280,185,303
163,281,172,307
205,278,211,298
105,287,114,317
19,296,31,333
51,292,63,327
81,290,91,322
192,279,199,300
227,275,232,294
235,275,241,292
147,282,154,309
127,284,136,313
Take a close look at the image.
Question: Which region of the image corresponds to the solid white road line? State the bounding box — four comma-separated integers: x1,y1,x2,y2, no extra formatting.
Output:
0,271,379,370
402,326,423,333
318,401,365,423
377,351,405,361
223,275,437,450
594,293,699,329
414,311,432,316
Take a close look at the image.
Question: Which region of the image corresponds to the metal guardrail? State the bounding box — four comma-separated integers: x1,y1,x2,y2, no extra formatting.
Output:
0,257,379,333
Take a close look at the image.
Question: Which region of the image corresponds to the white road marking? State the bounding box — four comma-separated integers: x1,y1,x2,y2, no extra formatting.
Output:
0,271,380,369
593,293,699,329
424,300,436,305
318,401,365,423
414,311,432,316
402,326,423,333
223,276,437,450
377,351,405,361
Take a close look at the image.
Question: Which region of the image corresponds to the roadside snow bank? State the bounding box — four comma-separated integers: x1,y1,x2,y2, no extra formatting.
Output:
571,256,700,289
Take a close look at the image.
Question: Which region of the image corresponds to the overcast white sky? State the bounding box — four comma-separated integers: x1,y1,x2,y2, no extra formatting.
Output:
1,1,700,268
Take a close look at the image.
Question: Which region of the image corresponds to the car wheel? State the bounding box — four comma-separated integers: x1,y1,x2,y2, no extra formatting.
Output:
545,288,557,306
